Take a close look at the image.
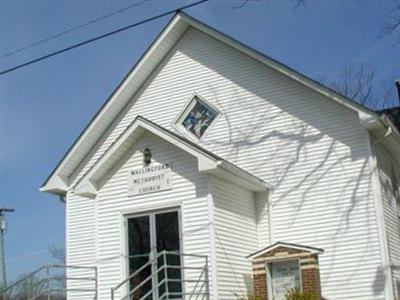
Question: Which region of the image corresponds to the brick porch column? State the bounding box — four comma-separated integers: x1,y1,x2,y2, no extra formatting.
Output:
249,242,324,300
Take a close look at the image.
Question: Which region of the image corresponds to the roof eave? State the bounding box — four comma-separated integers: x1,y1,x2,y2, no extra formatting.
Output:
39,174,69,195
247,241,324,260
217,161,272,191
359,110,400,163
40,13,190,193
179,12,379,119
72,116,271,198
41,12,380,195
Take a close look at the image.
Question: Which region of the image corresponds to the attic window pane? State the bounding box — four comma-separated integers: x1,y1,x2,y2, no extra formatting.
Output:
181,97,218,139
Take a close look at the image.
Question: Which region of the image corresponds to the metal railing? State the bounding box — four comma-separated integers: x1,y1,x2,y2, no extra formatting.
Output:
0,264,97,300
111,251,209,300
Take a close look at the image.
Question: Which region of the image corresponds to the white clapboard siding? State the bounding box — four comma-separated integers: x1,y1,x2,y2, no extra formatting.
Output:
60,20,189,178
94,132,212,300
255,191,270,248
66,193,97,300
375,142,400,297
66,27,384,299
210,176,258,299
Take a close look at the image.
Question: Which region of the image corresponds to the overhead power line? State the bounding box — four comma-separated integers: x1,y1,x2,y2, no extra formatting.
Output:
6,249,49,263
0,0,208,76
0,0,149,60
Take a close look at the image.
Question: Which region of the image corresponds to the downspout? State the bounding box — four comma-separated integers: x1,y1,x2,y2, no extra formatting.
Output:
373,125,392,145
374,79,400,146
380,113,400,289
267,190,273,245
371,117,398,299
59,194,66,204
377,113,400,148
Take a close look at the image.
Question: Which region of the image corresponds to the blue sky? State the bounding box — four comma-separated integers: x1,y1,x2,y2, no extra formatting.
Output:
0,0,399,281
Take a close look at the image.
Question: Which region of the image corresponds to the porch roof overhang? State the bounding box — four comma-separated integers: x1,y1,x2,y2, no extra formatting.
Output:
247,242,324,260
65,116,271,198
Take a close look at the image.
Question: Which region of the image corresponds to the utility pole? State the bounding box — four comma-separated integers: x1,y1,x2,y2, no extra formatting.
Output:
0,207,15,294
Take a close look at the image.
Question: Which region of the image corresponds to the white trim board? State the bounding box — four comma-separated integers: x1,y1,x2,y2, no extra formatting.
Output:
247,241,324,260
41,12,395,196
72,116,271,198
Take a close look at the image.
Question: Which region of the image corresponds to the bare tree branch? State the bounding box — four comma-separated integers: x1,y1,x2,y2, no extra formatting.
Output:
328,62,376,105
294,0,306,10
382,3,400,41
321,62,395,109
48,244,66,265
229,0,261,10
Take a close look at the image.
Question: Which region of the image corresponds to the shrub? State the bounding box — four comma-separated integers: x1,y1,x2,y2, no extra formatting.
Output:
285,288,319,300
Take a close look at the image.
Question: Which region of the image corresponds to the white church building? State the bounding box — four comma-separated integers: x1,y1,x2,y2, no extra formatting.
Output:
40,12,400,300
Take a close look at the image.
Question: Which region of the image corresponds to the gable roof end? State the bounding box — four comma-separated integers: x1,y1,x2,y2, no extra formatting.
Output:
41,12,388,195
247,241,324,260
73,116,271,198
40,13,190,194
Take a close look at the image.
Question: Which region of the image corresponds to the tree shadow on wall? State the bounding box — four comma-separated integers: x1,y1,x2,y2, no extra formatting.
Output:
179,37,381,294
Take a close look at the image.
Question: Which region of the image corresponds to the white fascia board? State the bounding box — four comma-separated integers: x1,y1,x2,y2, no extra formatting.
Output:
73,116,270,197
74,180,97,199
197,158,219,173
358,111,381,130
359,110,400,147
381,115,400,144
359,111,400,165
42,12,379,195
73,117,218,197
139,121,218,167
181,13,378,119
215,161,271,192
41,14,189,194
247,242,324,260
73,121,143,197
39,174,69,195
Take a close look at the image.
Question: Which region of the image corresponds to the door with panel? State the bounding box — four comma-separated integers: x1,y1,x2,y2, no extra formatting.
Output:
127,210,182,299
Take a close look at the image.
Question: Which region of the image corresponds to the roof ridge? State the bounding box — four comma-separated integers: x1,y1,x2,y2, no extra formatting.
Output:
41,11,385,194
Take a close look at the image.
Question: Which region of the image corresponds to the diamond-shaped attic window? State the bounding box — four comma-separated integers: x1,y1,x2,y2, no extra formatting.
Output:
179,96,219,139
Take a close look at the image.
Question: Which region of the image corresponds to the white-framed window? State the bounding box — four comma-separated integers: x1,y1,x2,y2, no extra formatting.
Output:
175,94,220,140
266,260,301,300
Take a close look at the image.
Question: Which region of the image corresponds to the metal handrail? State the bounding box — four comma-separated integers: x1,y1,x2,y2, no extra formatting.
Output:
111,250,210,300
0,266,47,294
128,264,166,297
1,264,98,300
113,251,165,292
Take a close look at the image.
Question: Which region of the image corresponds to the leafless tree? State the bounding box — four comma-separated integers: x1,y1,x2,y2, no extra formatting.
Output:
328,62,375,105
48,244,67,299
322,62,395,109
48,244,66,265
383,3,400,42
6,273,47,300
